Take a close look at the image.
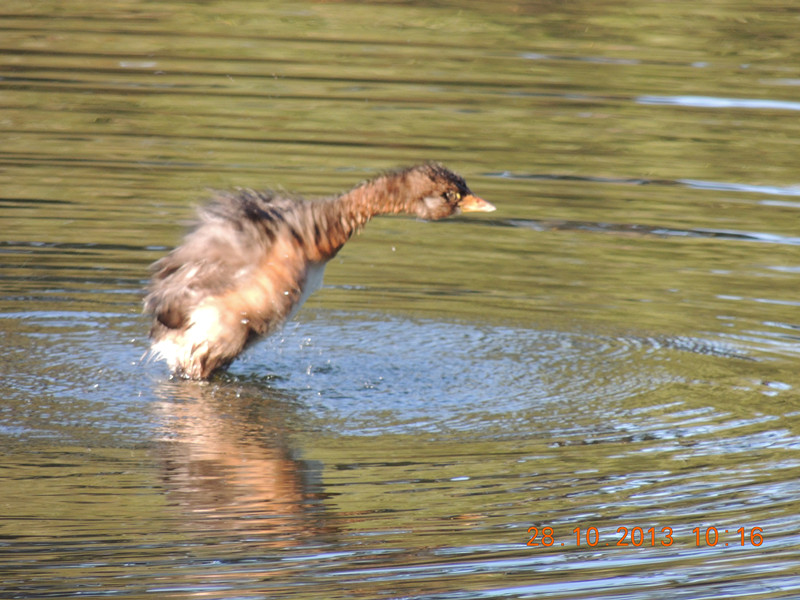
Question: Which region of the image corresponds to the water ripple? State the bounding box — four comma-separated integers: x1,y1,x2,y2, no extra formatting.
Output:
487,170,800,199
505,218,800,246
637,95,800,111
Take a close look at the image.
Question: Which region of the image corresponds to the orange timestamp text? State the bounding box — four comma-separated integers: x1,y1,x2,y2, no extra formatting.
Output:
526,526,764,548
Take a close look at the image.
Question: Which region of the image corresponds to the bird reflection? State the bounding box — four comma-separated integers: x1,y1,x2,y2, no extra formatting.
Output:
152,378,324,544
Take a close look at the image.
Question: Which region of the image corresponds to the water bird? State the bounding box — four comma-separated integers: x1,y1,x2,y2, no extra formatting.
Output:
144,163,495,379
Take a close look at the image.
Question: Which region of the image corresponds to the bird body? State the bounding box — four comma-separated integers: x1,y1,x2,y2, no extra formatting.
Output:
144,163,494,379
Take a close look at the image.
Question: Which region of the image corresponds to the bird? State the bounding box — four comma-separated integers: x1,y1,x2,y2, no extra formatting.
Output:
144,163,495,380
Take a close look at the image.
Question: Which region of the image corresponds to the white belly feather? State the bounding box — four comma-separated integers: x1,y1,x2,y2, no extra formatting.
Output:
287,261,326,322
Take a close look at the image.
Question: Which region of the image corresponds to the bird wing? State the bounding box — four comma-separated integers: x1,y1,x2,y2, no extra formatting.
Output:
144,191,279,332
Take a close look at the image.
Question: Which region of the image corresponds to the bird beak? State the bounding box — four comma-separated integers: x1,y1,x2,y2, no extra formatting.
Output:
459,194,496,213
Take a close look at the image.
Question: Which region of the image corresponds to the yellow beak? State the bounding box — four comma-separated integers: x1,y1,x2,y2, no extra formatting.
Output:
459,194,496,213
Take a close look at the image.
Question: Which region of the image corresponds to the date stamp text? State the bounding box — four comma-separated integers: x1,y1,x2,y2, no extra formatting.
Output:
526,526,764,548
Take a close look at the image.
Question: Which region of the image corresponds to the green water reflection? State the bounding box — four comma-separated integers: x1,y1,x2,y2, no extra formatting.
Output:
2,0,800,598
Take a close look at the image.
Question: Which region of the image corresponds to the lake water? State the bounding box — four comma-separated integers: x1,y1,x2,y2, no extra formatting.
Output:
2,1,800,598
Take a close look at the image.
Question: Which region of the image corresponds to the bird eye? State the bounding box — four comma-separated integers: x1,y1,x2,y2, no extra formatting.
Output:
445,191,461,203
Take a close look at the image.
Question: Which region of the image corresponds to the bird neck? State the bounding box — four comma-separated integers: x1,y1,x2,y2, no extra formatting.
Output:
307,170,419,260
339,169,421,221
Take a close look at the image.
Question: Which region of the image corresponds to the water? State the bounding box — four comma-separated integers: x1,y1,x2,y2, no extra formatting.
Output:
3,1,800,598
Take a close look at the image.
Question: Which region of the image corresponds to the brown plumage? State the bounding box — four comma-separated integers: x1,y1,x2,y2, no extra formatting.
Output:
144,163,495,379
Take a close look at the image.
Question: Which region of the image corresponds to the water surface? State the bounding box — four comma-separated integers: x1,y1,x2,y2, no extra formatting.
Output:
2,1,800,598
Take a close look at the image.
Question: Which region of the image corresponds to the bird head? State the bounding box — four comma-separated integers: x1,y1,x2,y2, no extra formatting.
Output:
407,163,495,220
